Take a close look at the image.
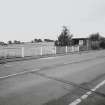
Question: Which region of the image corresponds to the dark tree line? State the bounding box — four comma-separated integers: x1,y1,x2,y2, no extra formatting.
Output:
31,39,43,43
44,39,54,42
8,40,23,44
31,38,55,43
0,42,7,46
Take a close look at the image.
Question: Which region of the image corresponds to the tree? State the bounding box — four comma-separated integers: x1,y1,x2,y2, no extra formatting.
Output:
89,33,100,41
30,40,34,43
13,40,21,44
100,37,105,49
44,39,54,42
55,40,59,46
55,26,73,46
34,39,38,42
89,33,101,50
34,38,42,43
0,41,7,46
8,40,12,44
38,39,42,42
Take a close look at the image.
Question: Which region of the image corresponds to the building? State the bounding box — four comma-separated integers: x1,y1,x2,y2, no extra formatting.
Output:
72,38,89,46
72,38,91,50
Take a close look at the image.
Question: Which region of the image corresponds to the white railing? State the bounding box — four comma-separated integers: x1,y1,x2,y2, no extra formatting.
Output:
0,45,80,58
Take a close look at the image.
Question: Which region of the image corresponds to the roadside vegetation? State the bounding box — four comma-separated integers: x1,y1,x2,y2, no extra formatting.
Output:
55,26,73,46
0,26,105,50
89,33,105,50
54,26,105,50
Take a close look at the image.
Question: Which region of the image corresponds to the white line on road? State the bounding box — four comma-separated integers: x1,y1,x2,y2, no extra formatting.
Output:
69,79,105,105
0,69,40,79
1,54,105,79
4,64,12,67
41,56,56,60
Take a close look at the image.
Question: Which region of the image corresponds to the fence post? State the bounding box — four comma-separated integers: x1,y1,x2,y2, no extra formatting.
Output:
54,46,56,54
66,46,68,53
22,47,24,57
77,46,80,52
40,47,43,56
4,49,7,58
87,40,89,50
71,46,73,52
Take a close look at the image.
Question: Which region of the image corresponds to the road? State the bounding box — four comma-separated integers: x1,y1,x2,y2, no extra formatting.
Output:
0,50,105,105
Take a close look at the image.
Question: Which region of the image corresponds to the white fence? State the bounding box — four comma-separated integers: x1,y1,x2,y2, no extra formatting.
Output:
0,47,22,57
0,45,80,58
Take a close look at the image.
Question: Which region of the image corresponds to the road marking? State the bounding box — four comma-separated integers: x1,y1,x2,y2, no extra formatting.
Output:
4,64,12,67
41,57,56,60
0,69,40,79
0,56,105,79
69,79,105,105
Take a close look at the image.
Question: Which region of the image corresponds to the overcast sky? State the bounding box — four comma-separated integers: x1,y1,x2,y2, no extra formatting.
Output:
0,0,105,42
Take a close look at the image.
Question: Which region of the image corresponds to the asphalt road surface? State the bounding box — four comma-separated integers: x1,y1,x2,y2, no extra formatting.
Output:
0,50,105,105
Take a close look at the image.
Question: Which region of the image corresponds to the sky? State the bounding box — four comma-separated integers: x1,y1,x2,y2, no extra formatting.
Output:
0,0,105,42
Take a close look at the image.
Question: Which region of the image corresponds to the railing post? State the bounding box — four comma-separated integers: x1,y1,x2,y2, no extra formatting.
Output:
66,46,67,53
87,40,89,50
54,46,56,54
4,49,7,58
22,47,24,57
72,46,74,52
40,47,43,56
77,45,80,52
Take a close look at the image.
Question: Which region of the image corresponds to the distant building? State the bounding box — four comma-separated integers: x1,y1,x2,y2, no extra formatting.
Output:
72,38,91,50
72,38,89,46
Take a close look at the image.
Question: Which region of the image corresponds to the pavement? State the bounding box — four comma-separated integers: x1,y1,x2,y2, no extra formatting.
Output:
0,50,105,105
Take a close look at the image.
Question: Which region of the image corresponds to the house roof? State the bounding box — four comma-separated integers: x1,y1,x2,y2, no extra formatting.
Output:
72,38,89,40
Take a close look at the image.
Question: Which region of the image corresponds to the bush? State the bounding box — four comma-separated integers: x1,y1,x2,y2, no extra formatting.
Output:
90,41,100,50
54,40,59,46
89,33,102,50
100,38,105,49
